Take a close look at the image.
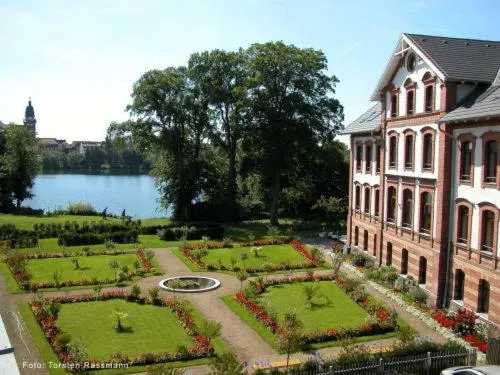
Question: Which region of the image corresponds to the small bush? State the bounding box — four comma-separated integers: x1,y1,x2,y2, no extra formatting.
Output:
66,202,98,216
350,251,370,267
408,287,428,306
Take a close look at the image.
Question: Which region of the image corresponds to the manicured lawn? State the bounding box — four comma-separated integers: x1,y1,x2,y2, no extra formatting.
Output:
57,299,193,359
261,281,369,333
18,300,226,375
26,253,141,284
202,244,310,269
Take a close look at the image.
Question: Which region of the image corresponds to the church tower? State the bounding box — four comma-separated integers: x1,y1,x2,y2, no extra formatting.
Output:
23,99,37,133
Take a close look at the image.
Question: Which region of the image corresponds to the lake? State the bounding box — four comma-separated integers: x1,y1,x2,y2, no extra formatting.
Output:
25,174,169,219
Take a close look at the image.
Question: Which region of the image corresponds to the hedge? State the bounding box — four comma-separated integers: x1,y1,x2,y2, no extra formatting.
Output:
57,230,139,246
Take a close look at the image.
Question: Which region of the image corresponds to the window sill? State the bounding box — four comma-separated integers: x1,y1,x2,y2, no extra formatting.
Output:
458,180,473,186
482,182,497,189
456,242,468,249
452,299,464,307
477,313,489,321
422,167,433,173
419,232,431,238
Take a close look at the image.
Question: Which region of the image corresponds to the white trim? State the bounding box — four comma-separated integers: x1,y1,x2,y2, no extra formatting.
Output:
402,34,446,81
370,34,446,101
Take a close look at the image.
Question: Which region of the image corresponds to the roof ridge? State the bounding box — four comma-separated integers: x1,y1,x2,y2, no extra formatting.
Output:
406,33,500,44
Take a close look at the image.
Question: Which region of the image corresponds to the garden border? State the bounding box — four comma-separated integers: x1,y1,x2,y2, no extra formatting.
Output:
29,291,215,369
232,273,397,345
180,240,322,274
6,249,155,290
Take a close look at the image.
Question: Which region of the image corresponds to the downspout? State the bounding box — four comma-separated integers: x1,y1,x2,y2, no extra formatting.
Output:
441,121,456,308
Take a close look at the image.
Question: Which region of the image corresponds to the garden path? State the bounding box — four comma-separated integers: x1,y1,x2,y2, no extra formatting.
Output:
1,244,450,375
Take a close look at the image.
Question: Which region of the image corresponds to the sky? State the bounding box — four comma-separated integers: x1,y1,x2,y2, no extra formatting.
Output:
1,0,499,144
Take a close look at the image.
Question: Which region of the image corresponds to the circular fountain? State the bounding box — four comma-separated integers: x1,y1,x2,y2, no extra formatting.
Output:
159,276,221,293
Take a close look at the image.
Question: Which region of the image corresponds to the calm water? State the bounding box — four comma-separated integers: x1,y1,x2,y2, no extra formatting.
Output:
25,174,169,219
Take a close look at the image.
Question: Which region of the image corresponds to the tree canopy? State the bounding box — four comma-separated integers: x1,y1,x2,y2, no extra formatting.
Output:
110,42,346,223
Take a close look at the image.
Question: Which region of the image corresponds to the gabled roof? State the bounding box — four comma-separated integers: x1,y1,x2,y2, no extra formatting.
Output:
440,84,500,123
343,102,381,135
371,33,500,100
406,34,500,83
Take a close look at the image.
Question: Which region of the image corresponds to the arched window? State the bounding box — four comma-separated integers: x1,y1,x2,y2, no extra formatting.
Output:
376,144,381,173
457,205,470,245
374,189,380,217
364,187,371,214
458,134,475,184
365,144,372,173
478,279,490,313
363,230,368,251
391,93,398,118
389,135,398,168
402,189,413,228
454,270,465,300
407,90,415,116
404,133,414,169
373,234,377,256
355,185,361,211
418,257,427,285
484,140,497,184
422,133,433,170
354,226,359,246
401,249,408,275
425,85,434,113
481,210,496,252
387,186,397,223
386,242,392,265
420,192,432,234
356,145,362,172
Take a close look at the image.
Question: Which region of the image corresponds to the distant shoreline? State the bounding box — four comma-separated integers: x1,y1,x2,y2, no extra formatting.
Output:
40,169,152,176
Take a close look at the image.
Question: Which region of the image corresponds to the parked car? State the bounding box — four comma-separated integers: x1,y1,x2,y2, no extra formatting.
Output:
440,365,500,375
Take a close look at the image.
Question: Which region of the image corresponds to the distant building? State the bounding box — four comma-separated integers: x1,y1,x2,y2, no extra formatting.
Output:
72,140,104,155
23,99,37,133
38,138,68,150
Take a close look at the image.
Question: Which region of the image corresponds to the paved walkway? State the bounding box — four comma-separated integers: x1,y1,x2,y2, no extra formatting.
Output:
0,244,450,375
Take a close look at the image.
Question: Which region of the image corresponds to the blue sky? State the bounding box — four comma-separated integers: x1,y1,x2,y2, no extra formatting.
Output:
1,0,499,143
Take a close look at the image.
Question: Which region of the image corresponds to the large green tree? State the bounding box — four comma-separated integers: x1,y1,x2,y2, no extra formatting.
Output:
189,49,249,218
0,125,40,208
245,42,344,225
109,67,210,220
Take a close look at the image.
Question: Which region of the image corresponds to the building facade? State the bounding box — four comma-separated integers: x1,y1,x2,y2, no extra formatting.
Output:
344,33,500,325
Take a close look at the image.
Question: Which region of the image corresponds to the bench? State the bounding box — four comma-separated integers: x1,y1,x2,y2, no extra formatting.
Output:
252,359,301,370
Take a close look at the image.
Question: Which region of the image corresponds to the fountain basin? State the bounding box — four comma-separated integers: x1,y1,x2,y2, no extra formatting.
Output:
159,276,221,293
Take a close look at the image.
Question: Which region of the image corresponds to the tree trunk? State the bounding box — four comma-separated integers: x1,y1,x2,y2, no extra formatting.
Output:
227,147,237,219
16,198,21,209
270,173,280,226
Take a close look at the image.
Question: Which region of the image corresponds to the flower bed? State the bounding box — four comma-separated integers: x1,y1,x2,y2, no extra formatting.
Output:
181,240,321,274
233,273,397,345
6,250,154,290
431,309,488,353
343,262,487,359
30,292,214,368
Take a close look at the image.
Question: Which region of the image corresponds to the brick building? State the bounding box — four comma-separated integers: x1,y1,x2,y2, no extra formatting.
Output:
344,33,500,325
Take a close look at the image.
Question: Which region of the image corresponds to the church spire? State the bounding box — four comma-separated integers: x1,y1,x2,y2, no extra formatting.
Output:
23,98,37,133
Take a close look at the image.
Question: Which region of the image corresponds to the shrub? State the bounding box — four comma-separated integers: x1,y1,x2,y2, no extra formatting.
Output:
155,225,224,241
66,202,98,216
55,332,72,350
350,251,370,267
129,285,141,301
365,266,399,286
408,287,428,306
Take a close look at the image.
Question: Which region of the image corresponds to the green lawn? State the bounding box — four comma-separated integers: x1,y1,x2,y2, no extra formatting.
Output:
26,253,142,284
13,235,186,254
260,281,370,333
57,299,193,359
222,281,411,349
18,300,227,375
202,244,310,269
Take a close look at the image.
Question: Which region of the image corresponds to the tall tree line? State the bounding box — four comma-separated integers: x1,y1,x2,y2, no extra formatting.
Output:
109,42,347,224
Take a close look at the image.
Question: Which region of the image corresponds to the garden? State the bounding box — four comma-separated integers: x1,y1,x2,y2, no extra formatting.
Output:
223,271,407,350
22,288,228,373
176,239,325,274
5,248,158,290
